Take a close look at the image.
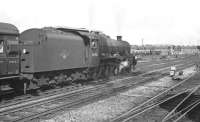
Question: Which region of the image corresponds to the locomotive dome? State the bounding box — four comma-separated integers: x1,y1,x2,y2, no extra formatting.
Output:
0,22,19,34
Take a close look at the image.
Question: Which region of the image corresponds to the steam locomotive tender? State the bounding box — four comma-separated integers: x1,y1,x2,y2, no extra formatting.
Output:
0,23,136,93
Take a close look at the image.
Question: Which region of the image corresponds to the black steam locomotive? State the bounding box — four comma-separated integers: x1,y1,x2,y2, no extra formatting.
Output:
0,22,136,93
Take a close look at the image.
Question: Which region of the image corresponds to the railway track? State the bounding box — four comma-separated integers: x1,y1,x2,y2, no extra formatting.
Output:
0,56,193,105
0,59,196,121
111,70,200,122
0,84,85,108
0,84,108,121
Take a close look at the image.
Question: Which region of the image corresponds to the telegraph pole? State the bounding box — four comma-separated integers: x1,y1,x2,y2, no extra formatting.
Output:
142,38,144,49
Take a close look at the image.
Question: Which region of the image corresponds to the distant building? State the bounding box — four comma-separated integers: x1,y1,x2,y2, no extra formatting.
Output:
131,45,199,56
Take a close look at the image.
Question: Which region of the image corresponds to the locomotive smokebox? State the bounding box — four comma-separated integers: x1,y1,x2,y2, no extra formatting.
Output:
117,35,122,41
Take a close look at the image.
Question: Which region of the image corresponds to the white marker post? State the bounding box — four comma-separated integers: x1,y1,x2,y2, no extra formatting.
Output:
170,65,176,77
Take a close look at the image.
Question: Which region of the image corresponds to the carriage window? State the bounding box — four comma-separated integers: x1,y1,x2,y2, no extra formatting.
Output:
7,39,19,57
0,40,4,53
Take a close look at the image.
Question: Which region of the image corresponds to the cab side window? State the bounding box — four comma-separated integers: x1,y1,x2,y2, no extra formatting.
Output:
0,40,4,53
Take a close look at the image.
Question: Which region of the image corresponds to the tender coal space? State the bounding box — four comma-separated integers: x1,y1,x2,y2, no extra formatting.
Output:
160,93,200,122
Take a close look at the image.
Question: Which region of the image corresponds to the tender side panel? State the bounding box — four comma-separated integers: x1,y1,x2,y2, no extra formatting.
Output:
34,31,87,72
20,28,91,73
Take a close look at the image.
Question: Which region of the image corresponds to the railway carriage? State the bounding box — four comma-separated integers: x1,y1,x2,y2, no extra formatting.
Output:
0,23,20,88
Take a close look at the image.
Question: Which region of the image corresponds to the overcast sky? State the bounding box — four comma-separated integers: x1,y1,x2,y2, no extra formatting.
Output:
1,0,200,45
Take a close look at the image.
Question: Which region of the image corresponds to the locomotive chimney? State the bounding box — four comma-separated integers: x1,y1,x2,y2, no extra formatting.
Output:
117,35,122,41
